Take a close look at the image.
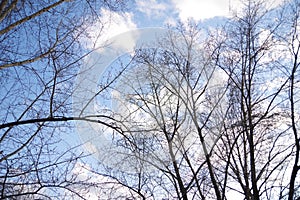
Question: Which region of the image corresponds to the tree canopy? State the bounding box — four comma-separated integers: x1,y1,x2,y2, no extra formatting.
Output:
0,0,300,199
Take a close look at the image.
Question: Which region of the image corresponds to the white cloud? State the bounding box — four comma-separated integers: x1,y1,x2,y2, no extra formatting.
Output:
171,0,229,21
164,16,177,26
171,0,287,21
83,8,137,49
136,0,168,18
84,141,98,154
69,162,146,199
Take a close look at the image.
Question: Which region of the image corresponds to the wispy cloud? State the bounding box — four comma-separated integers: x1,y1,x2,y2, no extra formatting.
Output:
170,0,287,22
171,0,229,21
83,8,137,49
136,0,169,18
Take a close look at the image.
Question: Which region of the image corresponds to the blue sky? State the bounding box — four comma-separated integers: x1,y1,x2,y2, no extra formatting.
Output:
77,0,290,161
82,0,287,50
65,0,299,199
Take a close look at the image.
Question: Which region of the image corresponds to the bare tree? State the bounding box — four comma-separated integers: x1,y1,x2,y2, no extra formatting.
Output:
88,24,229,200
93,1,300,199
0,0,127,199
277,0,300,199
2,0,300,199
210,0,299,199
